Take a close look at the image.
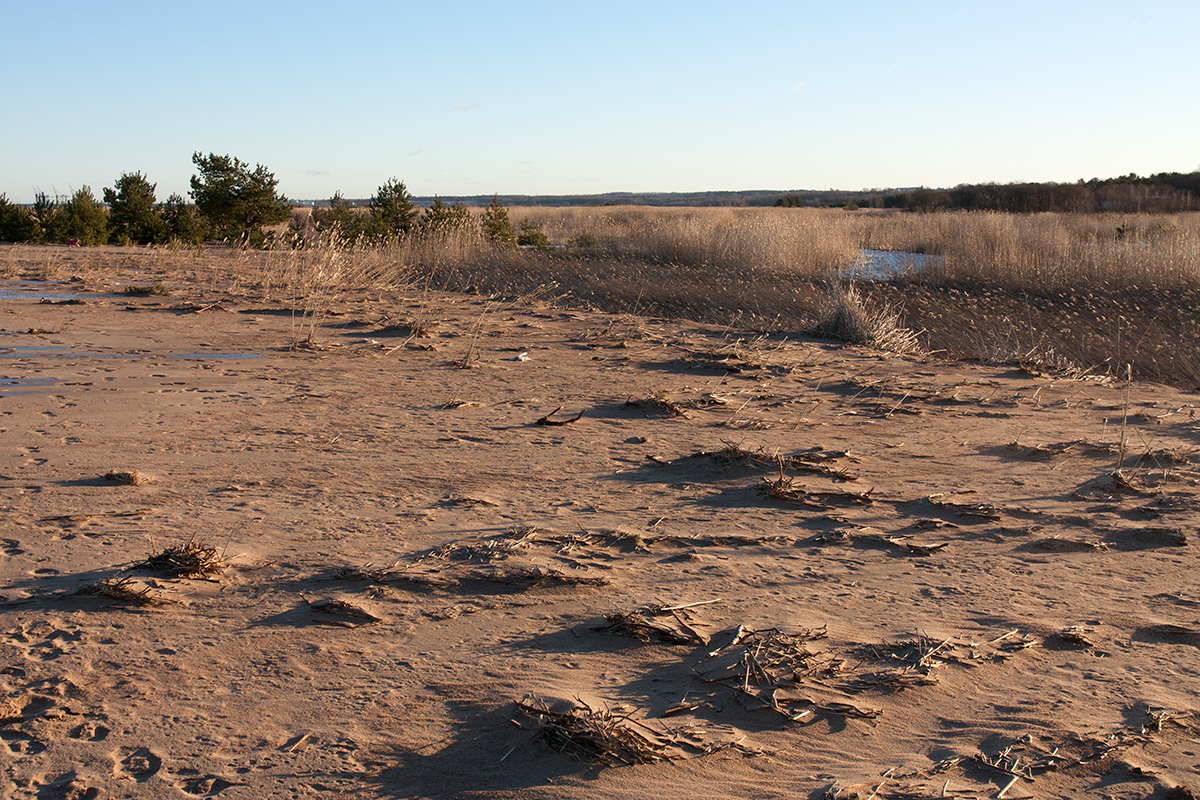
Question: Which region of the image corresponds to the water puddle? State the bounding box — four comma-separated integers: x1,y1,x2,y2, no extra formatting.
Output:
0,377,63,396
1,346,261,361
168,353,262,360
0,281,120,301
843,250,941,281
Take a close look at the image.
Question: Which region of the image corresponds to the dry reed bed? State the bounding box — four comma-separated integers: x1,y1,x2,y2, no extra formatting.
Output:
5,208,1198,385
855,210,1200,290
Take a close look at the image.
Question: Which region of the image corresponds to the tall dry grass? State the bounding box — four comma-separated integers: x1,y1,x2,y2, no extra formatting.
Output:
507,206,859,277
853,210,1200,291
242,206,1200,382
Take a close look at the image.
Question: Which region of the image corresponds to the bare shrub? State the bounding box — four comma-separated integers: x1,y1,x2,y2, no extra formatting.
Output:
807,282,923,354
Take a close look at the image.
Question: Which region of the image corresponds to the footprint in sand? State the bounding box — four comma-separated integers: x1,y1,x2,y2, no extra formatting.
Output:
69,721,110,741
29,628,83,661
33,771,100,800
2,620,83,662
114,746,163,781
1,538,23,555
177,775,239,797
0,728,48,755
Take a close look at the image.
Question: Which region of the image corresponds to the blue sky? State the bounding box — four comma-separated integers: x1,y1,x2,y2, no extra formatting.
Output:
2,1,1197,203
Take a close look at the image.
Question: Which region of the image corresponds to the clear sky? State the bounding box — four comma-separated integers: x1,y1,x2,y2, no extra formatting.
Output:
2,1,1197,203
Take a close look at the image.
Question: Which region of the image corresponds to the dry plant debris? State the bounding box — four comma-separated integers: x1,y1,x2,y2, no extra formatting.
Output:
625,392,688,417
39,507,153,523
535,406,585,426
1053,626,1096,648
333,563,456,589
516,697,671,765
810,527,949,556
927,493,1001,521
695,444,859,481
825,710,1200,799
595,602,714,645
415,526,540,563
466,566,610,588
76,575,169,606
761,474,874,508
302,596,382,627
1032,535,1108,552
103,470,156,486
123,282,171,297
514,697,760,766
134,539,228,579
691,626,1037,724
373,319,434,338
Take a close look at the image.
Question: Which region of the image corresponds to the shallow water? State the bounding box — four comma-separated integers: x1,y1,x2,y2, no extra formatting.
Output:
843,249,940,280
0,280,121,301
0,376,63,396
0,346,261,361
168,353,262,360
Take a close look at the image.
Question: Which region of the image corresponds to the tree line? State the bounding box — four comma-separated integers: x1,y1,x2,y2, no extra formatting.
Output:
775,172,1200,213
0,153,521,249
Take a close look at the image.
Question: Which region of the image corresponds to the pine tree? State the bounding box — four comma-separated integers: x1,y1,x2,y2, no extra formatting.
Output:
480,194,516,248
104,172,166,244
368,178,418,238
189,152,290,246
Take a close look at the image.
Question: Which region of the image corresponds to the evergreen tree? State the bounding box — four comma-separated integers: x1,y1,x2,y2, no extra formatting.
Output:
0,195,40,242
53,187,108,245
480,194,516,248
104,171,166,244
315,191,364,239
189,152,290,246
30,192,57,242
160,193,209,246
368,178,418,238
420,196,472,237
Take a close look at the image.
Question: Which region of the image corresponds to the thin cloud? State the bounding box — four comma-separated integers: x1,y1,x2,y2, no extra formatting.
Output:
304,169,330,176
451,103,479,112
409,149,424,156
729,102,746,109
790,81,804,94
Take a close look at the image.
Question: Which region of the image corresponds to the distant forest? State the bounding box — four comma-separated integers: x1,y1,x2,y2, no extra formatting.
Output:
382,171,1200,214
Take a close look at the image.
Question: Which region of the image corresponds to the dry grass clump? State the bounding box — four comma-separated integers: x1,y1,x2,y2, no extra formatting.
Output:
134,539,228,579
515,698,671,766
302,596,382,626
625,391,688,417
807,282,923,355
103,470,156,486
467,566,610,588
698,444,858,481
416,525,540,563
76,575,168,606
123,282,171,297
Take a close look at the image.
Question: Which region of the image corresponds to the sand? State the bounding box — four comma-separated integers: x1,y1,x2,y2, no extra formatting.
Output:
1,249,1198,799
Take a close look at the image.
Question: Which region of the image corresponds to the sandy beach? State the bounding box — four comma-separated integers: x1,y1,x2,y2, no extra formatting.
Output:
1,248,1198,799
